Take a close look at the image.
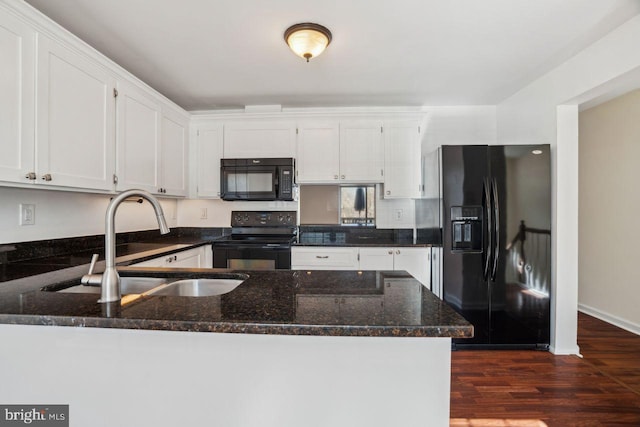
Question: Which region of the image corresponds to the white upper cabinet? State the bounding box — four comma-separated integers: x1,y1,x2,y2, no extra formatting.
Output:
223,121,296,158
296,121,340,183
36,34,116,191
339,120,384,182
116,80,188,197
160,107,188,196
116,80,160,193
296,119,384,184
383,120,422,198
0,11,35,184
195,123,224,198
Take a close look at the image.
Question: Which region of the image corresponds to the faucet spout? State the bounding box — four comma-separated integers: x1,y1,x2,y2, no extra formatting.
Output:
98,189,171,303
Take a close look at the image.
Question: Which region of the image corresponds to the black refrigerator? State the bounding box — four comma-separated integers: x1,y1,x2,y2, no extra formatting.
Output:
441,145,551,349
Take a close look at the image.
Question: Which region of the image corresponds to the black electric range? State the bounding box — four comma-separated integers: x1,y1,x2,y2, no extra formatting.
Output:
212,211,297,270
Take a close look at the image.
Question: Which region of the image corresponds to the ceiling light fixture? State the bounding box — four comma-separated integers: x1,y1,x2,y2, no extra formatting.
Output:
284,22,332,62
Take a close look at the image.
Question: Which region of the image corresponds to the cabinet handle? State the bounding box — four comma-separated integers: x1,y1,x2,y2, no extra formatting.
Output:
386,190,391,195
381,169,384,176
396,250,401,255
334,175,339,180
316,255,329,259
25,172,36,180
341,175,345,179
388,250,393,255
41,174,52,181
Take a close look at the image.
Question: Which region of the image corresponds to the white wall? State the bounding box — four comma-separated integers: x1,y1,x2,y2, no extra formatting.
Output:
178,198,298,228
422,106,497,152
497,14,640,354
0,187,178,244
578,89,640,335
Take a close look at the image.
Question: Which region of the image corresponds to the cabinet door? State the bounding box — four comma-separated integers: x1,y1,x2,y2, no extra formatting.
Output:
36,34,115,190
195,124,224,198
223,121,296,158
358,247,394,271
383,120,421,198
430,247,442,298
160,108,188,196
116,80,160,193
296,121,340,183
339,121,384,182
0,12,35,183
393,247,431,287
171,247,203,268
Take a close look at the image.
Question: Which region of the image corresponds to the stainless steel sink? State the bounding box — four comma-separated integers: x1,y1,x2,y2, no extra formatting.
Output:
50,274,247,297
57,277,170,295
146,279,244,297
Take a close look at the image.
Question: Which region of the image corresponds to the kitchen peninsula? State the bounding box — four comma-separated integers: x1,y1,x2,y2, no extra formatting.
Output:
0,242,471,427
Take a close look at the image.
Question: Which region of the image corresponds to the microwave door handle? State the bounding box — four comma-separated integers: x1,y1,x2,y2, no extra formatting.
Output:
483,177,492,281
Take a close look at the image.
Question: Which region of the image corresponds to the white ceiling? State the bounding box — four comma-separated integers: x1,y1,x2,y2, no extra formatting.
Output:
24,0,640,111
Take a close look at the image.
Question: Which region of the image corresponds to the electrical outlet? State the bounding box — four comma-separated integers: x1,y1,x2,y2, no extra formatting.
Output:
200,207,208,220
20,204,35,226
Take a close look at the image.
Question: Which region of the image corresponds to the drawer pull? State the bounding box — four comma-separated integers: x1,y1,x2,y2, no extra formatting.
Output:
316,255,329,259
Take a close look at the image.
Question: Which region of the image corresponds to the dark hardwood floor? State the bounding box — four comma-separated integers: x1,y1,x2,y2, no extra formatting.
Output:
450,312,640,426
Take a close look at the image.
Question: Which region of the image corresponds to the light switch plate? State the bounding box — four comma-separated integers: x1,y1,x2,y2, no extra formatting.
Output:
20,203,35,226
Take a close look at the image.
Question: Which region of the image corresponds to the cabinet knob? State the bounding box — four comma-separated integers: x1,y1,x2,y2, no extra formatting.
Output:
341,175,345,180
41,174,52,181
396,250,401,255
25,172,36,180
386,190,391,195
334,175,338,180
388,251,393,255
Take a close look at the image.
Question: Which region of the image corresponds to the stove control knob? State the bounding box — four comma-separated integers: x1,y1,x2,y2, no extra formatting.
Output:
286,215,292,224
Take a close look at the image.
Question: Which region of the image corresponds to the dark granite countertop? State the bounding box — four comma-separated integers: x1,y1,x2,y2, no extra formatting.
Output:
0,265,472,338
0,227,226,283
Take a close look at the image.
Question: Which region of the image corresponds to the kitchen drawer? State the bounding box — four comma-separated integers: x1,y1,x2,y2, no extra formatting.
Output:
291,247,359,270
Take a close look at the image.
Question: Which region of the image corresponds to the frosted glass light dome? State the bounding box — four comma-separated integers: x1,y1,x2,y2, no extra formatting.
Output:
284,23,332,62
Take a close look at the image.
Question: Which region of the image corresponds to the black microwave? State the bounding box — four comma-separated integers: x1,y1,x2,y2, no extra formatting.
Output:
220,158,295,201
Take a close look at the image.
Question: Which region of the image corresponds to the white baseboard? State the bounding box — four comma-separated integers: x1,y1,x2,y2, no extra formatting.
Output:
578,303,640,336
549,344,581,356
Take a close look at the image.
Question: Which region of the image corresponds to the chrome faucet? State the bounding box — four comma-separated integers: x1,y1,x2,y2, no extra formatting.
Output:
82,189,170,303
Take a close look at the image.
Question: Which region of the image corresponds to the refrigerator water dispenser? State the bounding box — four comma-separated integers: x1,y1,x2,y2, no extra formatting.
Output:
450,206,482,252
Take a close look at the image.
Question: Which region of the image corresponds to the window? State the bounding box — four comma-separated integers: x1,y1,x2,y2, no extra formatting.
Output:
340,186,375,226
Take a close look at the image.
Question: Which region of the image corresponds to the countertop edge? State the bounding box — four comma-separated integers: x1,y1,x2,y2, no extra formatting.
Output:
0,314,473,338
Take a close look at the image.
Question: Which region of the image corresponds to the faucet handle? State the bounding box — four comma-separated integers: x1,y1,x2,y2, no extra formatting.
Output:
81,253,102,286
87,253,99,274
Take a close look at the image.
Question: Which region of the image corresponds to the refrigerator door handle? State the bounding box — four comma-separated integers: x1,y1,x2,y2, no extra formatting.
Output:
483,177,492,281
491,178,500,281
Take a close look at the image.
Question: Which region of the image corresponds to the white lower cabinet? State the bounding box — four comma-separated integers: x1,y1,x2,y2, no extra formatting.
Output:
359,247,431,288
130,246,210,268
291,246,431,288
291,247,359,270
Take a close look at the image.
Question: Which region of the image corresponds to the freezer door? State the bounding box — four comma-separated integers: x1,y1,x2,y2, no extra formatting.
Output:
441,145,491,345
488,145,551,347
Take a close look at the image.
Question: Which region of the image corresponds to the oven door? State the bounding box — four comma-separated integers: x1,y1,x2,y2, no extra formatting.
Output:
213,245,291,270
221,163,277,201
